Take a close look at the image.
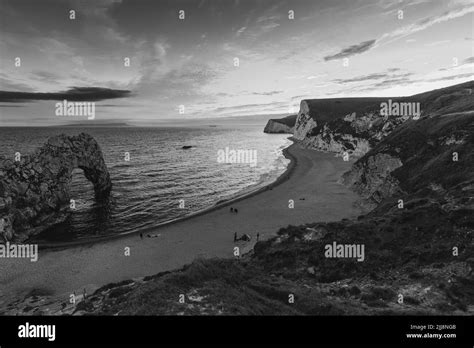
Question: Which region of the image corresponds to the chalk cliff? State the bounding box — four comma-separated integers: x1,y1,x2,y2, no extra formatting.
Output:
292,81,474,159
264,115,297,134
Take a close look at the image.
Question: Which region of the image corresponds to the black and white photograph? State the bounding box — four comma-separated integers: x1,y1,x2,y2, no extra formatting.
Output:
0,0,473,345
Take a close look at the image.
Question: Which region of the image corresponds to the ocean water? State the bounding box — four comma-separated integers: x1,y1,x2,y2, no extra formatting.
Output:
0,126,291,244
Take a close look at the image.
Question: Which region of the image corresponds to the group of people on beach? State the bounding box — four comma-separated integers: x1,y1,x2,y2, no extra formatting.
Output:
230,206,259,243
139,233,160,239
135,205,260,244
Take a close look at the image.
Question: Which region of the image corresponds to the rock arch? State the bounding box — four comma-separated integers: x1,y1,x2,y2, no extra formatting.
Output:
0,133,112,242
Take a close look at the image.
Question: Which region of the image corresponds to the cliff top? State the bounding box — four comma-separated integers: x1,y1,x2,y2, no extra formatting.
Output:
269,114,297,127
301,80,474,122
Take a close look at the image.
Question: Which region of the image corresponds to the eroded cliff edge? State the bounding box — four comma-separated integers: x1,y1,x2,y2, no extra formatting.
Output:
293,82,474,158
263,115,297,134
0,133,112,242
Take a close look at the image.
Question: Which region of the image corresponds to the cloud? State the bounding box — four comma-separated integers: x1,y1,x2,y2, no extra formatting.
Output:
438,56,474,71
324,3,474,62
372,77,413,88
333,69,408,84
334,73,388,83
378,4,474,46
261,22,280,32
0,77,36,92
212,101,287,113
29,70,62,84
426,72,474,82
0,87,131,102
463,57,474,64
324,39,377,61
252,90,282,96
236,26,247,37
424,40,451,47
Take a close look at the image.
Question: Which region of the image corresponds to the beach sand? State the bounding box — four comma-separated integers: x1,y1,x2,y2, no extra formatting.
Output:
0,143,363,309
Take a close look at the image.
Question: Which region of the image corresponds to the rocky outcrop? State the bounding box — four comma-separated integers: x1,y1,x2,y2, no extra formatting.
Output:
0,133,112,242
264,115,297,134
292,81,474,159
293,100,409,157
343,110,474,206
342,152,403,205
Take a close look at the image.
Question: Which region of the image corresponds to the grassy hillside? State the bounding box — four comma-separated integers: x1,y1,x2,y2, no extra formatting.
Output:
302,80,474,123
272,114,297,127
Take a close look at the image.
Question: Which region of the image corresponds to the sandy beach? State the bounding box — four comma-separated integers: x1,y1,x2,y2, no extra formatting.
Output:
0,142,362,309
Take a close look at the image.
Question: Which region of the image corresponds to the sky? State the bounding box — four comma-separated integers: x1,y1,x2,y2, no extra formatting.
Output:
0,0,473,126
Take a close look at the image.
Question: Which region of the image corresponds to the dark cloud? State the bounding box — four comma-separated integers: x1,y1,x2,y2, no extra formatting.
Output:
324,39,377,61
463,57,474,64
0,87,132,102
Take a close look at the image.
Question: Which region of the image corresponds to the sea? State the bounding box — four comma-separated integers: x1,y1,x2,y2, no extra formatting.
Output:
0,125,291,244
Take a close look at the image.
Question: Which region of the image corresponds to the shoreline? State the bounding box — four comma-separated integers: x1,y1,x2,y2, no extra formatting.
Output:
36,139,298,250
0,142,363,312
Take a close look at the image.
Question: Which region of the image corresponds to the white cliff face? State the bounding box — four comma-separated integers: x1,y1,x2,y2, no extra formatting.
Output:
294,101,317,140
298,127,371,157
263,120,294,134
293,101,410,158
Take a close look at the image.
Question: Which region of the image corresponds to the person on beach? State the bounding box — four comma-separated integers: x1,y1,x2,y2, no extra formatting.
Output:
241,233,251,241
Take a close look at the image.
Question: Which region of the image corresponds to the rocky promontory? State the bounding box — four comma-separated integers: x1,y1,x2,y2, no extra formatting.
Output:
264,115,297,134
293,81,474,158
0,133,112,242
